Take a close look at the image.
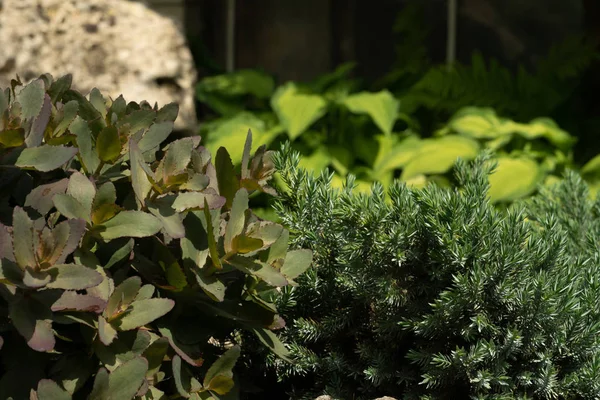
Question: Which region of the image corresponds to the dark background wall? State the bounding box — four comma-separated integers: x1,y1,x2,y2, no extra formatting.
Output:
183,0,584,84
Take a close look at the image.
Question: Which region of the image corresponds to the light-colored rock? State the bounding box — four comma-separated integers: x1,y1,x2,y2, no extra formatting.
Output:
0,0,197,130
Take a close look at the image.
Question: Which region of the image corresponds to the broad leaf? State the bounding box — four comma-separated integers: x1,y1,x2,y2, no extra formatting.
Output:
25,179,68,215
137,121,174,154
46,264,103,290
98,316,118,346
16,79,45,120
129,139,154,207
96,126,121,162
280,249,313,282
163,137,195,177
67,172,96,219
97,211,162,241
488,157,542,203
342,90,399,135
9,296,55,352
400,136,480,180
227,256,287,287
16,145,78,172
71,116,101,173
115,298,175,331
249,327,291,362
12,207,36,268
53,194,88,221
36,379,71,400
172,191,226,212
147,196,185,239
225,189,248,253
107,357,148,400
106,276,142,317
271,83,327,140
215,147,239,209
203,346,240,395
27,94,52,147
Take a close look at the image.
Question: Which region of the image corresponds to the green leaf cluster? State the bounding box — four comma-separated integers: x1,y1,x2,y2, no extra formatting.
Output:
0,75,312,400
257,145,600,400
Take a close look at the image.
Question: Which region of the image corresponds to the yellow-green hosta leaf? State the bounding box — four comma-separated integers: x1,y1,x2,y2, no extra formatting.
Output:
581,153,600,179
342,90,399,135
400,136,480,180
271,83,327,140
504,118,575,150
330,175,373,194
371,134,422,180
488,157,542,203
203,112,278,165
445,107,503,139
298,147,331,174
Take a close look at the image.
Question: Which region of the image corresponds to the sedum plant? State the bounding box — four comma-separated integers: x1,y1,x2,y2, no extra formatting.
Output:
0,74,312,399
261,144,600,399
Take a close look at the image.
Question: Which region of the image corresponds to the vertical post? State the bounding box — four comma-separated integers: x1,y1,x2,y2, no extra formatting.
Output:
446,0,457,68
226,0,236,72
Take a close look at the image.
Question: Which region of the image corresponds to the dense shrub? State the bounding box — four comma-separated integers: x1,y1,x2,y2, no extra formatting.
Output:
0,75,312,399
260,144,600,399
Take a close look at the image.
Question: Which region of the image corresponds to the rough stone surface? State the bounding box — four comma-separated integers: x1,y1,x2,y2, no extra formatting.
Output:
0,0,197,130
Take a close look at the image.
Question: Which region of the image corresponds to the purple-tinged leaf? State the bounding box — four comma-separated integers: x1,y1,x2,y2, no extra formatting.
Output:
0,222,14,262
24,178,69,215
158,326,204,367
46,264,103,290
54,219,86,264
51,291,107,314
12,207,36,269
23,267,51,288
171,190,226,213
9,295,55,352
26,93,52,147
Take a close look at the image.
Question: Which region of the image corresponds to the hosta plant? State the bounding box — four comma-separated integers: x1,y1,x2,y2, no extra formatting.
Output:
0,74,312,399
